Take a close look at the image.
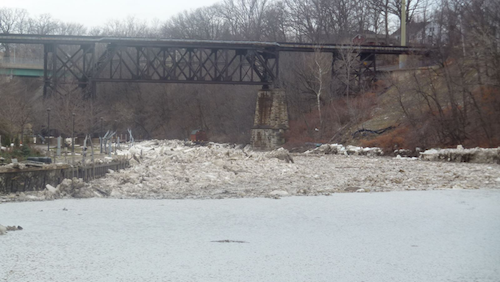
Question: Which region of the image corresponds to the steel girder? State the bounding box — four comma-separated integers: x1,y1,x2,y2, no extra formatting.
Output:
93,45,278,84
43,43,95,96
42,42,279,97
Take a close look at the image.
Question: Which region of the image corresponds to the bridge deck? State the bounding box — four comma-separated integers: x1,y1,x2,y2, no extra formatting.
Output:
0,34,429,55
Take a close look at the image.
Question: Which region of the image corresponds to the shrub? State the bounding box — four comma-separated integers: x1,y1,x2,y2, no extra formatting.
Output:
21,145,31,157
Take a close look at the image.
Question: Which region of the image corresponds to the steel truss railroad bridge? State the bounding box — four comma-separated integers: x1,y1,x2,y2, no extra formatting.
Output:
0,34,429,97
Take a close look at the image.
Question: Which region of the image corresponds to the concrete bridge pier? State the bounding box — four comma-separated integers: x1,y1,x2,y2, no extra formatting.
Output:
251,88,289,150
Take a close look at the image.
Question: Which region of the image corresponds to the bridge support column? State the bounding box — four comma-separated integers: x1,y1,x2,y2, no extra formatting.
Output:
251,88,288,150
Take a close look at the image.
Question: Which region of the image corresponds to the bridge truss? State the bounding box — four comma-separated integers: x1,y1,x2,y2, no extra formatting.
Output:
0,34,430,97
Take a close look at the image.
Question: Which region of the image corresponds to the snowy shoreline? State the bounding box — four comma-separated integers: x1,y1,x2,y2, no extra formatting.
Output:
1,140,499,203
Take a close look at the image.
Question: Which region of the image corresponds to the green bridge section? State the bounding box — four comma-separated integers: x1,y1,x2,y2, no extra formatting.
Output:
0,58,45,77
0,68,45,77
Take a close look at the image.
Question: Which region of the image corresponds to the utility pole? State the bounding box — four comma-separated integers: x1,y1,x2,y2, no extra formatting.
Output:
47,108,51,154
399,0,407,68
100,117,103,154
72,113,75,165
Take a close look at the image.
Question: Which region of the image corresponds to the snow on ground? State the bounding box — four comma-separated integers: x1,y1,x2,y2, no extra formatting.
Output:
1,190,500,281
83,140,499,199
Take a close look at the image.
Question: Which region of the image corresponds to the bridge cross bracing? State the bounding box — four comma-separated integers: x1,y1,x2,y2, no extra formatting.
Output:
0,34,430,97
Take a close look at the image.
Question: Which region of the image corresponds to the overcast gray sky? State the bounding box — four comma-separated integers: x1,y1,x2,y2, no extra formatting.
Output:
2,0,221,28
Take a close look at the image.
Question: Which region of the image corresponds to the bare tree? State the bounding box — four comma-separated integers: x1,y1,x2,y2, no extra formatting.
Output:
162,5,228,40
0,8,30,57
368,0,391,43
28,14,59,35
101,16,152,37
220,0,269,40
58,22,87,35
0,78,38,141
285,0,324,42
262,1,290,41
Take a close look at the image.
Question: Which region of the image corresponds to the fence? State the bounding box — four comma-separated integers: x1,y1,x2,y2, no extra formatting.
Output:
0,160,129,194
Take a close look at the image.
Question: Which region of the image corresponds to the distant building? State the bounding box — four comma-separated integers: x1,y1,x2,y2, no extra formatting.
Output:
392,22,446,46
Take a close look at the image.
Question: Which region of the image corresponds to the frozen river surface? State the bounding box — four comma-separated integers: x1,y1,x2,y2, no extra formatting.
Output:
1,190,500,281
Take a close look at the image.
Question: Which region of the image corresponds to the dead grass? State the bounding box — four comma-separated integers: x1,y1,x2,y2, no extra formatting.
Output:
285,92,378,146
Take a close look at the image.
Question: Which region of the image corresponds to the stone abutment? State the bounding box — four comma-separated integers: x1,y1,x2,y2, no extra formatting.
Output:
251,88,289,150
